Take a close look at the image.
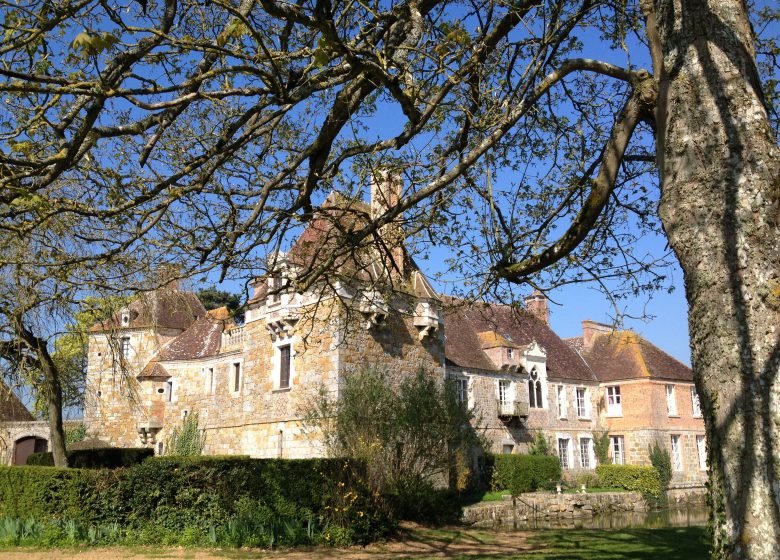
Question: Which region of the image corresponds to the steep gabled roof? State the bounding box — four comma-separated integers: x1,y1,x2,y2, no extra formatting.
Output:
156,312,226,361
0,385,34,421
581,331,693,383
444,301,597,382
90,290,206,333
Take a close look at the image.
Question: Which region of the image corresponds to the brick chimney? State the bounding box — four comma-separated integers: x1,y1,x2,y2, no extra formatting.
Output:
582,319,613,348
524,290,549,324
370,169,404,275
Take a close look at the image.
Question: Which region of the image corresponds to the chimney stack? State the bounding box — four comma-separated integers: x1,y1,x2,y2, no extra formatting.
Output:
370,169,405,275
582,319,613,348
524,290,549,324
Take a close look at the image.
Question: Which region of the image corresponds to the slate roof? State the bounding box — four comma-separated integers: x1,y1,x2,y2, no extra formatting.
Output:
444,301,597,382
90,290,206,333
0,385,34,421
580,331,693,383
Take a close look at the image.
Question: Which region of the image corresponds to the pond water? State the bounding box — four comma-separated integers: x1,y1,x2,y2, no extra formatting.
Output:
503,506,709,531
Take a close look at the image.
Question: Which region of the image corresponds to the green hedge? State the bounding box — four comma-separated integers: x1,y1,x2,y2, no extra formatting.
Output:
491,454,562,495
0,457,390,546
595,464,661,497
25,448,153,469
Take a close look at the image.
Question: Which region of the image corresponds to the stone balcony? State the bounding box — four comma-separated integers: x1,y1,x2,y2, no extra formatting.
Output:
497,399,530,419
221,326,246,352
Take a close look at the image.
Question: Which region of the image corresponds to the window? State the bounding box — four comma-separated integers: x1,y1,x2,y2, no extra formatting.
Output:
498,379,510,405
606,386,622,416
579,437,593,469
120,336,131,359
696,435,707,470
558,438,571,469
279,345,291,389
166,381,173,402
691,387,702,417
268,276,282,304
121,312,130,326
528,369,543,408
231,362,242,393
208,367,215,394
666,384,678,416
671,435,683,471
507,348,514,359
502,444,514,455
557,385,567,418
454,377,468,406
576,388,588,418
610,435,625,464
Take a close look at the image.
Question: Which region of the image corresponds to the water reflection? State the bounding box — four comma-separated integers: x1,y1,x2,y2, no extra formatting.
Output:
502,507,709,531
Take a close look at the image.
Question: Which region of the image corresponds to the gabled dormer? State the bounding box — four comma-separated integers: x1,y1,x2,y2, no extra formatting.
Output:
477,330,522,372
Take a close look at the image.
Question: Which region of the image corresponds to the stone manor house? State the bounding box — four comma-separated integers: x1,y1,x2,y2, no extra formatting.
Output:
78,178,707,487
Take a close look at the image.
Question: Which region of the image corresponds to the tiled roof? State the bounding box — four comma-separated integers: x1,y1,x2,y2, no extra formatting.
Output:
157,313,225,361
138,361,171,379
90,290,206,332
444,301,597,382
582,331,693,382
0,385,33,421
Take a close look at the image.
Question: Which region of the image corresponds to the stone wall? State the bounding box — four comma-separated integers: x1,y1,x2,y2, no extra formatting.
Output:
0,421,50,465
462,491,649,527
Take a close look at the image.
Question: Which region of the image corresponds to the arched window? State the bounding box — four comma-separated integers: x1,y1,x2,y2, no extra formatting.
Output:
528,368,543,408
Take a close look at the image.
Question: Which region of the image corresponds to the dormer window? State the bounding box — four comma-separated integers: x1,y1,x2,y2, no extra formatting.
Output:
528,368,543,408
121,311,130,326
268,276,282,305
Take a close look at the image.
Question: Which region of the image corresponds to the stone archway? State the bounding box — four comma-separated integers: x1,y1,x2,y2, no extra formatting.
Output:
0,421,51,465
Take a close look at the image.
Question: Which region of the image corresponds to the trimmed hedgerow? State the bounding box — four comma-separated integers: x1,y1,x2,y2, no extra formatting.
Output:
491,454,562,496
25,448,153,469
596,464,661,497
0,457,391,546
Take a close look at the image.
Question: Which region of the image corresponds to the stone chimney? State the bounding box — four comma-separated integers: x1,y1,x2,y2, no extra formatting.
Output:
524,290,549,324
370,169,405,275
582,319,613,348
156,263,181,290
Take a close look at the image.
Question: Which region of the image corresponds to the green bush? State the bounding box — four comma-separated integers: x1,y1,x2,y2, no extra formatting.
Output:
25,448,153,469
0,457,391,547
649,442,672,492
595,464,661,497
491,454,562,496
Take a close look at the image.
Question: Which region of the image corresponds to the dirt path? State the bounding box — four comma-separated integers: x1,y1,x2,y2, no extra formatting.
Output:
0,526,534,559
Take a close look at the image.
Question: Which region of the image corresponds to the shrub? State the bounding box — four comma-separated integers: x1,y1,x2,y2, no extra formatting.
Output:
25,447,153,469
593,431,611,465
491,454,561,496
595,464,661,497
164,412,206,456
0,456,391,546
529,432,552,455
649,441,673,491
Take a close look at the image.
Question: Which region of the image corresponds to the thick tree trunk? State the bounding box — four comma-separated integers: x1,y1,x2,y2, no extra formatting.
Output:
643,1,780,558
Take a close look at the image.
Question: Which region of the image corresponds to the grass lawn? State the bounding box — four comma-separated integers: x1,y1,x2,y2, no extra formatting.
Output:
0,525,711,559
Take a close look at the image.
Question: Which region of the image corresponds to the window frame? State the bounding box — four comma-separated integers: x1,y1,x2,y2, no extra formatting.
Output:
666,384,678,416
671,434,683,471
579,436,593,469
120,336,131,359
691,386,702,417
279,344,291,389
230,360,243,395
528,368,543,409
576,387,588,418
558,437,572,469
696,435,707,470
606,386,622,416
557,385,567,419
610,435,625,465
498,379,510,406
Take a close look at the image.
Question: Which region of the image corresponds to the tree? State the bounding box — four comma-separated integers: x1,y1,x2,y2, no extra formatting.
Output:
304,367,483,495
1,1,777,555
164,412,206,456
196,286,244,322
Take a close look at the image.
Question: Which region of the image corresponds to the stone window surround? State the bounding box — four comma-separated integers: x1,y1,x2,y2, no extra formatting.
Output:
202,366,216,395
610,434,625,465
578,433,595,469
671,434,683,471
557,385,567,419
272,336,296,391
666,384,679,417
575,387,590,419
556,433,573,469
230,359,244,396
696,434,707,471
606,385,622,417
691,386,702,418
